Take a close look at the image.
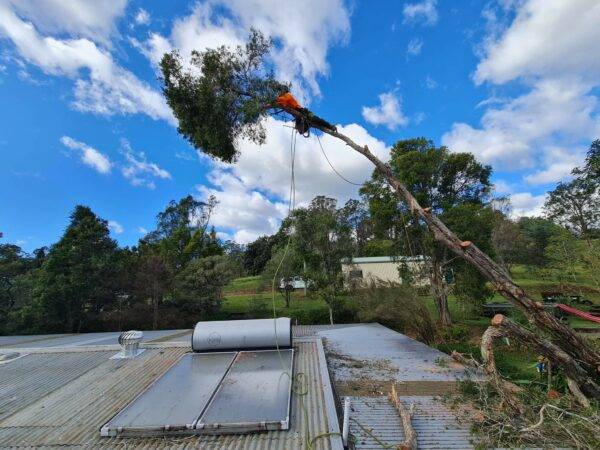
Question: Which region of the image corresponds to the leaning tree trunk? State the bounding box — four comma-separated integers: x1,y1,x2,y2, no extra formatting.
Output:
430,258,452,326
276,105,600,399
487,314,600,399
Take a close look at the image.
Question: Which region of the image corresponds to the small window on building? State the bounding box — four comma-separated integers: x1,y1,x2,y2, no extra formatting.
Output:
349,269,363,279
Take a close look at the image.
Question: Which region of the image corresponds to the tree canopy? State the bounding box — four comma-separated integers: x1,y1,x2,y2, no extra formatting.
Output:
160,30,288,162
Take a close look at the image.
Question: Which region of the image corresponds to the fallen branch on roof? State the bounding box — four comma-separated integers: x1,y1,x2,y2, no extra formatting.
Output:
389,383,417,450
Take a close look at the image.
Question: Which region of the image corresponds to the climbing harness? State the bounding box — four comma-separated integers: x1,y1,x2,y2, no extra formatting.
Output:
276,92,337,137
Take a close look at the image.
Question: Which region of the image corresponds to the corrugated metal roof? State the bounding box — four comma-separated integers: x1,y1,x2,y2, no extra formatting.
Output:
342,256,426,264
348,396,475,449
0,329,187,349
318,323,472,382
0,340,342,449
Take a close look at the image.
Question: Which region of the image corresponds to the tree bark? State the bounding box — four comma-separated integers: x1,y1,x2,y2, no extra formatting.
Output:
390,383,418,450
276,106,600,398
488,314,600,399
430,258,452,326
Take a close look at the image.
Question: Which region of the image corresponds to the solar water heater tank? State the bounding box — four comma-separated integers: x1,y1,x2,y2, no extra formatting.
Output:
192,317,292,352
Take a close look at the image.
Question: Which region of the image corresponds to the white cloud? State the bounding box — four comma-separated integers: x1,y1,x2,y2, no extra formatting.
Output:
442,78,599,179
108,220,124,234
403,0,438,26
523,146,584,185
443,1,600,188
60,136,112,174
197,171,288,243
475,0,600,85
121,140,171,189
4,0,127,46
137,226,148,234
134,8,150,26
425,75,437,89
135,0,350,101
0,2,174,123
492,179,514,195
196,117,389,243
406,38,423,57
362,92,408,130
509,192,546,217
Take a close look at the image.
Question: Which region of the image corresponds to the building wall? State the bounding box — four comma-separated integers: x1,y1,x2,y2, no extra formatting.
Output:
342,260,428,287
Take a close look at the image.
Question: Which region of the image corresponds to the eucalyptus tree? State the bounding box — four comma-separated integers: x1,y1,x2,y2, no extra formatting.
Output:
159,31,600,399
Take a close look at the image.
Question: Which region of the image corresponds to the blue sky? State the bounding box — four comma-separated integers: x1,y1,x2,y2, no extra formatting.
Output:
1,0,599,251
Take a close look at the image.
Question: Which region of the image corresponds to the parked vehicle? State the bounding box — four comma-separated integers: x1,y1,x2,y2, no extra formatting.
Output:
279,276,308,290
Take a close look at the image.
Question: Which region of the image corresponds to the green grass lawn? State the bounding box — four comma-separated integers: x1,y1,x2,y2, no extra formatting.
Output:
221,289,339,324
222,275,264,293
222,269,599,382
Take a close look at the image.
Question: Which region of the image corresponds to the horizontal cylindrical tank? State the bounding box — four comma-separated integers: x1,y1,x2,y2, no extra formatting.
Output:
192,318,292,352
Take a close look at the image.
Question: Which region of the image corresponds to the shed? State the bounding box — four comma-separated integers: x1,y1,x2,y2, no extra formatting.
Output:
341,256,429,287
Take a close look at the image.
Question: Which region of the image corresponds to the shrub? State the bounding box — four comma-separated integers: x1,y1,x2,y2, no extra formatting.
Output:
353,281,436,344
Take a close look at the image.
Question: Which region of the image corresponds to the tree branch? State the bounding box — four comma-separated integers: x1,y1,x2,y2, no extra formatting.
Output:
273,105,600,399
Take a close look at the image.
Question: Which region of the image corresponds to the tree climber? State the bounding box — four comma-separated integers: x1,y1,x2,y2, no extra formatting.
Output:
275,92,337,136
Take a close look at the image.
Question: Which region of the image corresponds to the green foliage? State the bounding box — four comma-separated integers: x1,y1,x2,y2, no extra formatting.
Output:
354,282,436,344
173,255,234,316
33,206,120,333
361,138,494,324
544,175,599,240
362,239,394,256
491,213,528,272
260,246,302,293
160,29,288,163
517,217,564,266
291,196,354,318
243,233,285,275
144,195,220,270
0,244,28,321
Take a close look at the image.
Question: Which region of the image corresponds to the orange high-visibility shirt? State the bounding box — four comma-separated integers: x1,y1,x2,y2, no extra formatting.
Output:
276,92,301,109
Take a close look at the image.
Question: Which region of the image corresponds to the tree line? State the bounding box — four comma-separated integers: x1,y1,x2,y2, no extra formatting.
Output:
243,138,600,325
1,139,598,334
0,195,244,334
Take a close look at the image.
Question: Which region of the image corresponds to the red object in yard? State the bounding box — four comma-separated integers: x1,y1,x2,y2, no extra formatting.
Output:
556,303,600,324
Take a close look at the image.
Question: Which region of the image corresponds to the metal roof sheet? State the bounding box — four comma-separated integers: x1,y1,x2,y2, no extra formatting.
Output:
342,256,427,264
318,323,471,382
348,396,475,449
0,339,342,449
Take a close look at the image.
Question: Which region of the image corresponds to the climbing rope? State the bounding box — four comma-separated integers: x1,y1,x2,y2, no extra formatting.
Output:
316,134,363,186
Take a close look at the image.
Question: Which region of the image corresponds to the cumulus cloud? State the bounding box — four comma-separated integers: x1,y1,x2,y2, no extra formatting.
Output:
475,0,600,85
0,1,174,122
60,136,112,174
120,140,171,190
509,192,546,217
362,92,408,130
406,38,423,57
196,117,389,243
442,78,599,172
442,1,600,217
135,0,350,101
108,220,124,234
3,0,127,46
403,0,438,26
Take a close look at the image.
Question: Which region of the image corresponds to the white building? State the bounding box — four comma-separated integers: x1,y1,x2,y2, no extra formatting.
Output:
341,256,428,287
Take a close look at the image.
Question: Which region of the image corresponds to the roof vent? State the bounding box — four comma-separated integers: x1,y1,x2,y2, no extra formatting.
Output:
112,330,144,359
